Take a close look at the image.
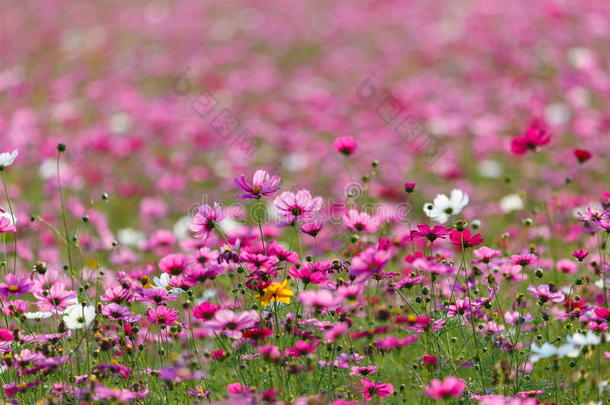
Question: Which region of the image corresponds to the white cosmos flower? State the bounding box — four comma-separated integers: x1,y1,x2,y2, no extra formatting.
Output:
0,150,18,170
24,312,53,320
567,331,601,347
152,273,185,295
530,342,560,363
62,304,96,330
423,189,469,224
500,194,524,213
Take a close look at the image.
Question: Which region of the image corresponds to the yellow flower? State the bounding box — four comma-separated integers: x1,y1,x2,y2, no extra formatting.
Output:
258,280,294,306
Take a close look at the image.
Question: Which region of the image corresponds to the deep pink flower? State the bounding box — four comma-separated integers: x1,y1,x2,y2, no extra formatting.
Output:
334,136,357,156
404,182,416,193
289,262,330,285
159,253,189,276
284,340,318,357
571,249,589,261
375,335,418,350
424,376,466,400
0,329,13,341
190,203,224,240
193,302,218,320
359,378,393,400
410,224,451,243
146,305,179,326
510,119,551,155
233,169,281,199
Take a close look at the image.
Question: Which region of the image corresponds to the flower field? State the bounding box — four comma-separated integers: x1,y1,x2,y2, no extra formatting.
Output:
0,0,609,404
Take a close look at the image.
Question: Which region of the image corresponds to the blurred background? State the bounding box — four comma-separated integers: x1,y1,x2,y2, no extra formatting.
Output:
1,0,609,242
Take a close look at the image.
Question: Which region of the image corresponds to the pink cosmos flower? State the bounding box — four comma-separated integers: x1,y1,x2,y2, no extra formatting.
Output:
190,203,224,240
34,283,77,312
510,119,551,155
299,290,342,309
511,253,537,267
349,246,391,278
0,274,34,297
359,378,393,400
0,209,16,233
350,366,377,376
343,209,378,233
424,376,466,400
334,136,357,156
527,284,565,303
205,309,258,339
273,190,322,224
473,246,502,263
233,169,281,199
192,302,218,320
375,335,418,350
300,220,324,237
159,253,189,276
556,259,577,274
571,249,589,261
102,303,134,321
289,262,330,285
146,305,179,326
0,329,13,341
285,340,318,357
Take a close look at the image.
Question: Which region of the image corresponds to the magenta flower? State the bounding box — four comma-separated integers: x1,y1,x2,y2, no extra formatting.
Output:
528,284,565,303
190,203,224,240
0,274,34,297
233,169,281,199
34,283,76,312
193,301,218,320
204,309,258,339
424,376,466,400
359,378,393,400
343,209,378,233
410,224,451,243
273,190,322,224
146,305,179,326
510,119,551,155
571,249,589,261
284,340,318,357
334,136,357,156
